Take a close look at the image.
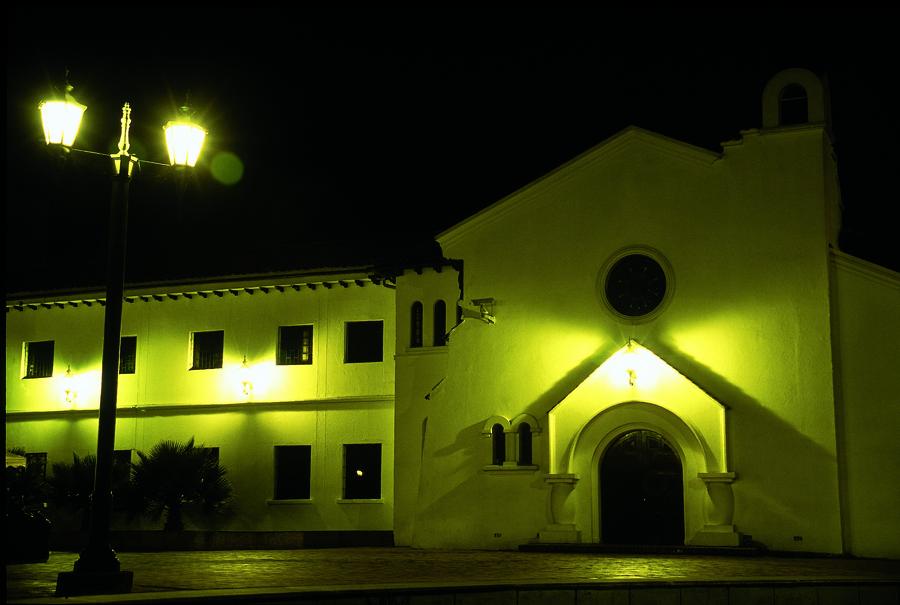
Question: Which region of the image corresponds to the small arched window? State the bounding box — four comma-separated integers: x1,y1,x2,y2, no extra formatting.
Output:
491,424,506,466
433,300,447,346
779,83,808,126
410,301,423,348
517,423,532,466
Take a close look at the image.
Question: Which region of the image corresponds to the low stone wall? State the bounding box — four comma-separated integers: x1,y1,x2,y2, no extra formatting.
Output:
50,530,394,551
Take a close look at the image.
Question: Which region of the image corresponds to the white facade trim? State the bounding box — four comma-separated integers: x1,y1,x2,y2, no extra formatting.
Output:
6,396,394,419
831,249,900,288
6,270,386,311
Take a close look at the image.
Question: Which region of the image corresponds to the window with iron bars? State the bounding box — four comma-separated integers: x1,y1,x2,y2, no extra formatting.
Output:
277,325,313,365
191,330,224,370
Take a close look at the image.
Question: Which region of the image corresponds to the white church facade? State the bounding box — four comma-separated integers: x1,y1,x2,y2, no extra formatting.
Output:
6,69,899,558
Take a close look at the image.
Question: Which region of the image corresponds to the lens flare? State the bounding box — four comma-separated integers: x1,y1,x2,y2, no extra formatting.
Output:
211,151,244,185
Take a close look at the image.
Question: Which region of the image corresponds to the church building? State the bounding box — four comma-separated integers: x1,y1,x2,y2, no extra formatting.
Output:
7,69,899,558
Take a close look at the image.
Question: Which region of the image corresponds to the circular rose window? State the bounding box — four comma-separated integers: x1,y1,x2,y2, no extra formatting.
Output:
599,249,673,321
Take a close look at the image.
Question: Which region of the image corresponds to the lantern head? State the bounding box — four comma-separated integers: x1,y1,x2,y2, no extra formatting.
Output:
39,86,86,147
164,106,206,167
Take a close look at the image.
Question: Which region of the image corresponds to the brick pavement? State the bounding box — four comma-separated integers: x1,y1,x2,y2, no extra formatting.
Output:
6,548,900,603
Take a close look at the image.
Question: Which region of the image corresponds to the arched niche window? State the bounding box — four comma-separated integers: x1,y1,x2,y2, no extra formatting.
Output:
433,300,447,346
491,424,506,466
410,301,423,348
517,423,532,466
779,83,808,126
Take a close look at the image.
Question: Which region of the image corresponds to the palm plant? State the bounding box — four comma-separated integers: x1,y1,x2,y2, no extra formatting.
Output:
131,437,232,531
47,453,96,529
45,452,134,529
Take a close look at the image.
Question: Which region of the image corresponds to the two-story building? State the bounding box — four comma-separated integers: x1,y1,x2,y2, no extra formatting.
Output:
7,69,900,558
7,267,400,536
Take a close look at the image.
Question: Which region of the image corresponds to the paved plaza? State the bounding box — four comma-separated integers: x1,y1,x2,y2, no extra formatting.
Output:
6,548,900,604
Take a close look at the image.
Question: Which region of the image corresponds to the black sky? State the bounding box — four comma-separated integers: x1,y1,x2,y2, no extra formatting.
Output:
6,7,899,294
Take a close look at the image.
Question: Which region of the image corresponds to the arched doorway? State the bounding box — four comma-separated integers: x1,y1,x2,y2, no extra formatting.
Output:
600,429,684,544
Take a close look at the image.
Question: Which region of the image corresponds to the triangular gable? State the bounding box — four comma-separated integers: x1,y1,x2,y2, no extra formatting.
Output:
437,126,721,249
547,340,729,474
548,339,729,415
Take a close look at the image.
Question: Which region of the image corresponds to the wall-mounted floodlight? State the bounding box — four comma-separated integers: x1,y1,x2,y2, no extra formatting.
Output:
604,339,664,389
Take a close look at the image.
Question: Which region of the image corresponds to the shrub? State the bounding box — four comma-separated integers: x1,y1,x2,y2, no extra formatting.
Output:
131,437,232,531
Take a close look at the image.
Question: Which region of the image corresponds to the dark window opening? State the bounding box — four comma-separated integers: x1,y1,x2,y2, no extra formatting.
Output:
274,445,312,500
119,336,137,374
518,423,533,466
433,300,447,346
491,424,506,466
112,450,133,510
191,330,224,370
112,449,132,466
410,302,423,348
345,321,383,363
343,443,381,499
25,340,54,379
779,83,808,126
112,450,132,484
25,452,48,480
200,447,220,463
278,325,313,365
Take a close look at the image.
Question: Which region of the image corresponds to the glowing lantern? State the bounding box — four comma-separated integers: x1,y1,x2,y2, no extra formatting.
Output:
605,340,664,389
163,108,206,167
240,356,253,398
63,365,77,407
39,90,86,147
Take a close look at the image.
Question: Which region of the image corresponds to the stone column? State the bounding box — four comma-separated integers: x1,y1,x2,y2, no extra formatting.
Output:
535,474,581,543
502,428,518,468
691,472,742,546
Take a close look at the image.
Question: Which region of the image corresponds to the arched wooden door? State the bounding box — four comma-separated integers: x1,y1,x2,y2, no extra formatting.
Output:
600,429,684,545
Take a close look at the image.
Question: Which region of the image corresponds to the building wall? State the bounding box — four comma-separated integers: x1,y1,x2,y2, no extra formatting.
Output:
6,273,396,532
412,126,845,552
7,403,394,531
831,253,900,558
393,267,460,546
6,277,395,409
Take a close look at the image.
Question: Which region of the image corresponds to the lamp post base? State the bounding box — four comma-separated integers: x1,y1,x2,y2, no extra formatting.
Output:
56,570,134,597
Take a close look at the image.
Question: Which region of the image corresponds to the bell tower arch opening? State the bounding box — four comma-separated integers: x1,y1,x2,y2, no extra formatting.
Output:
762,67,828,129
778,83,809,125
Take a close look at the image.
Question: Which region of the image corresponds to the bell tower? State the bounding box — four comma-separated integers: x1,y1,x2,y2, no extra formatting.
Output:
762,67,831,129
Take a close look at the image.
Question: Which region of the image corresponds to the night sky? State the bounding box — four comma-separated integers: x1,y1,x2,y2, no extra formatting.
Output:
6,8,899,294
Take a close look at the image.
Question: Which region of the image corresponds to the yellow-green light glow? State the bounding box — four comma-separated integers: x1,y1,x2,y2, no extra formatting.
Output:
163,121,206,167
210,151,244,185
63,366,77,407
240,357,253,398
224,360,281,401
601,340,665,390
39,99,87,146
56,369,102,410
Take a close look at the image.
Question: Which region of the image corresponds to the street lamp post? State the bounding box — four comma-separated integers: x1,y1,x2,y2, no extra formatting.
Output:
42,86,206,597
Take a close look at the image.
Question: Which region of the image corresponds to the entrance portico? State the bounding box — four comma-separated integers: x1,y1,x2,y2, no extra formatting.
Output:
538,341,741,547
